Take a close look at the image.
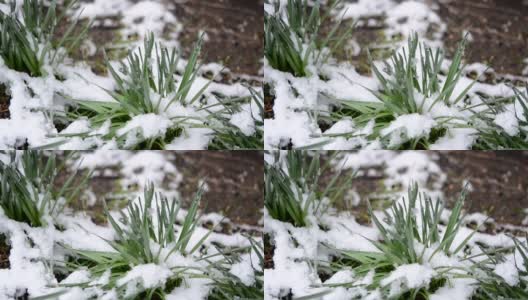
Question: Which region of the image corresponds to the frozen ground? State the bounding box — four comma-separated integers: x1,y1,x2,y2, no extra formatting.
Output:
264,0,528,150
264,150,528,299
0,151,263,299
0,0,263,149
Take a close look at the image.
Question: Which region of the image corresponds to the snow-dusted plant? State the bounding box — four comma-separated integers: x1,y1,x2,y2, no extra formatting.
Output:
265,150,353,227
475,87,528,149
264,0,352,77
0,150,89,227
69,33,210,149
337,34,475,149
207,88,264,150
207,237,264,300
328,184,478,299
474,236,528,299
63,184,212,299
0,0,89,77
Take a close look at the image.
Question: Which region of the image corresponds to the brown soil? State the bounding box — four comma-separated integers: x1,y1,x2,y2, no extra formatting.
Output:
53,3,121,76
264,233,274,269
437,0,528,78
173,151,263,226
336,151,528,227
0,234,10,269
438,151,528,226
170,0,264,77
66,151,263,227
0,84,9,119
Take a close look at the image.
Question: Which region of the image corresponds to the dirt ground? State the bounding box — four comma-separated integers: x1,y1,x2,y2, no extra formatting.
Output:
171,0,264,77
323,0,528,79
439,151,528,226
0,85,9,120
334,151,528,227
79,151,263,226
436,0,528,79
172,151,263,225
0,235,9,269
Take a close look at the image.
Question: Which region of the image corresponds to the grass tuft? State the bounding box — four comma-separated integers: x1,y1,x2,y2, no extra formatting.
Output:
207,88,264,150
265,150,354,227
264,0,353,77
473,236,528,299
331,34,475,149
207,237,264,300
0,150,89,227
474,87,528,150
0,0,89,77
63,184,212,299
65,33,210,149
327,184,477,299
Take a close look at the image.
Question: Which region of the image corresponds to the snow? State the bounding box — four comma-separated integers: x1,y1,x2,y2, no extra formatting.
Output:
230,252,257,286
380,113,436,147
117,264,173,297
229,102,262,136
117,114,172,147
380,263,436,297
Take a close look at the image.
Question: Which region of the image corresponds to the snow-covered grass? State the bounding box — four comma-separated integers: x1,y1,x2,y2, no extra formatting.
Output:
264,0,352,77
0,151,263,299
264,0,528,150
474,87,528,150
57,33,210,149
60,184,210,299
264,150,528,299
331,34,475,149
207,236,264,300
208,88,264,150
0,0,89,77
0,151,89,227
328,184,476,299
264,150,353,227
0,0,262,150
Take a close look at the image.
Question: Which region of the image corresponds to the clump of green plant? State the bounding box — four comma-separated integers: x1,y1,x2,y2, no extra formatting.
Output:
64,33,211,149
207,237,264,300
264,0,353,77
326,184,477,299
264,150,354,227
63,184,212,299
0,0,89,77
0,150,89,227
333,34,475,149
474,87,528,150
207,88,264,150
473,236,528,299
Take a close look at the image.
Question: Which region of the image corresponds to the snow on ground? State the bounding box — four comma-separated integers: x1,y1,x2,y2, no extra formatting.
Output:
0,151,261,299
264,0,528,150
264,150,527,299
0,0,261,150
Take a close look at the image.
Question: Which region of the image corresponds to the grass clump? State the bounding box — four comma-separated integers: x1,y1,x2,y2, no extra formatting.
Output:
264,0,353,77
207,88,264,150
474,87,528,150
333,34,475,149
0,0,89,77
66,33,210,149
327,184,477,299
264,150,354,227
207,237,264,300
0,150,89,227
63,184,212,299
473,236,528,299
